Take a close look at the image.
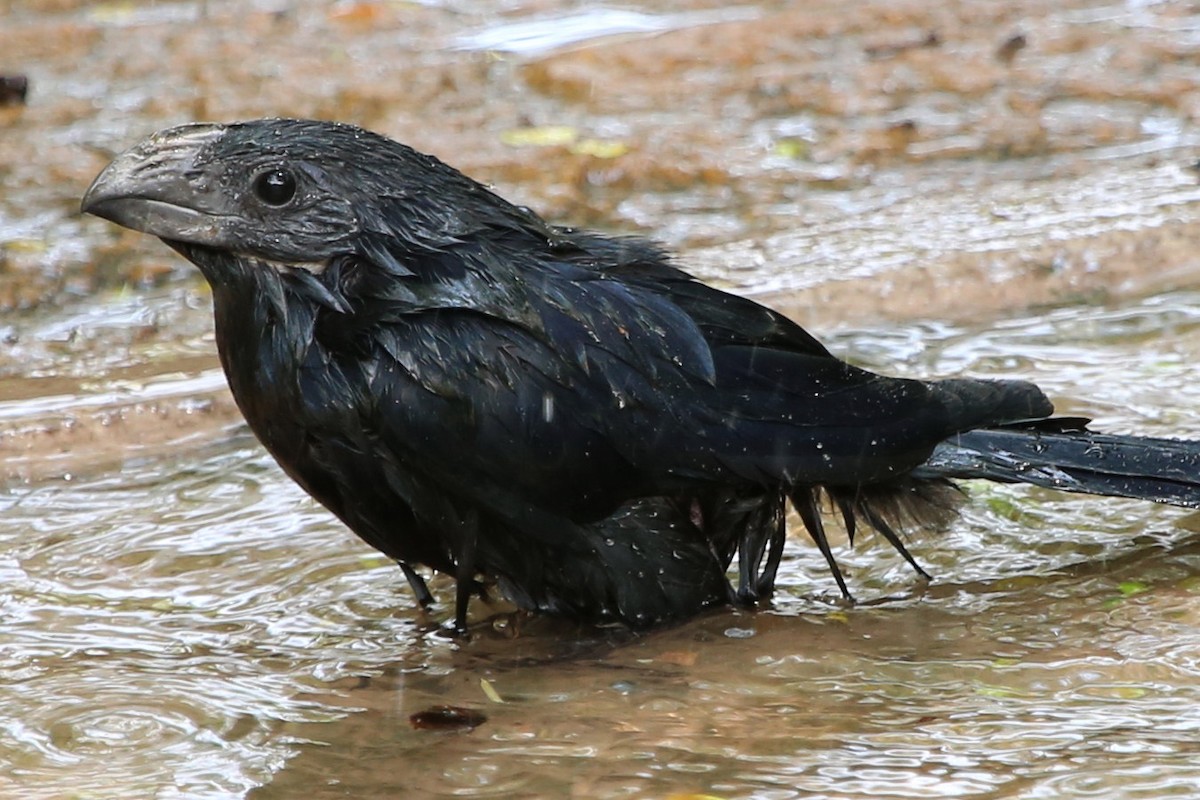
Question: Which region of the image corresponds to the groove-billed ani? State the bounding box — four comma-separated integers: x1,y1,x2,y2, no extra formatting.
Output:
82,119,1200,630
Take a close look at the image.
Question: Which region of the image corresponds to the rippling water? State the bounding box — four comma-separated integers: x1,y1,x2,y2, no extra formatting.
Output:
7,0,1200,795
3,292,1199,798
0,437,431,798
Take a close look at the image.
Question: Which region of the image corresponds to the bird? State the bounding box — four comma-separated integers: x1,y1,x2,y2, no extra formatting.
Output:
82,118,1200,631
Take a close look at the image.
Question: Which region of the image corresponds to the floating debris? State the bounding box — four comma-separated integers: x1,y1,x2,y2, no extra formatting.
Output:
409,705,487,731
0,75,28,106
997,33,1028,65
864,30,940,59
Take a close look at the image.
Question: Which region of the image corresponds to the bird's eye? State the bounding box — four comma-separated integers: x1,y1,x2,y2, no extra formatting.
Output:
252,169,297,206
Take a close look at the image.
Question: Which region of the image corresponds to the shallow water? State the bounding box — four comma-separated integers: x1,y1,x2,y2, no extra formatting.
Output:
6,0,1200,797
4,297,1200,799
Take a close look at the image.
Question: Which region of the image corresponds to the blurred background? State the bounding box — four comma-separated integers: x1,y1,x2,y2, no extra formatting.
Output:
4,1,1200,798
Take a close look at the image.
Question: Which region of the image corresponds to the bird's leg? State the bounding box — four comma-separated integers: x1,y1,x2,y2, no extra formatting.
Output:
754,501,787,598
452,510,480,634
792,489,854,602
858,504,932,581
397,561,435,607
737,527,766,602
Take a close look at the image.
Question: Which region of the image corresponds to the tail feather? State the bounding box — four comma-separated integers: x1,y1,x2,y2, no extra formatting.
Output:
739,480,959,602
916,425,1200,508
740,423,1200,603
791,488,852,600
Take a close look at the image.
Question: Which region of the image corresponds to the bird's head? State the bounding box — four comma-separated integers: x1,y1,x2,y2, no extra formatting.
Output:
82,118,522,281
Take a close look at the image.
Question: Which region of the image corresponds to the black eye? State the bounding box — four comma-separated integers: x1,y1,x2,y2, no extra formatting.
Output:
252,169,297,206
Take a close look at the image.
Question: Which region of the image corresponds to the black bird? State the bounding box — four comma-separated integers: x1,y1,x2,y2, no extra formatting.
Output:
82,118,1200,630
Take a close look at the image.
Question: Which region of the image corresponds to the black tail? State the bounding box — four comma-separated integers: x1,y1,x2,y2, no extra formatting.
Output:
743,420,1200,605
915,420,1200,508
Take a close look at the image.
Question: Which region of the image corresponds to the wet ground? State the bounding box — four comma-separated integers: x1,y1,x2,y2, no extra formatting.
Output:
4,0,1200,797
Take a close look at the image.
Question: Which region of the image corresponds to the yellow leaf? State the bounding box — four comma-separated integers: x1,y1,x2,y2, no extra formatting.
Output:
773,138,809,159
480,678,505,704
89,1,136,23
569,138,629,158
500,126,577,148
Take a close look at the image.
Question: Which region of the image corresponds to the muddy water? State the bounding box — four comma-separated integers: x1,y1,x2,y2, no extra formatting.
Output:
4,0,1200,798
5,302,1200,799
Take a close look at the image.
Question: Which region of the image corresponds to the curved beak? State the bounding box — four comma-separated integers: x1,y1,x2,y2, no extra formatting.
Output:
81,123,234,245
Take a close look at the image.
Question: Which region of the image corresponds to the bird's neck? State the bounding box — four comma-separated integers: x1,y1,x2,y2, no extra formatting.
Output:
207,264,319,459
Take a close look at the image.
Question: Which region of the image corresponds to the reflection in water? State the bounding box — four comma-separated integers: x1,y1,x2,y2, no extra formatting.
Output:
454,7,761,56
2,295,1199,798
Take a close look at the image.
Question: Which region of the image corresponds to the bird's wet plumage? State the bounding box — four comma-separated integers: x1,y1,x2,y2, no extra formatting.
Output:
83,118,1200,630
